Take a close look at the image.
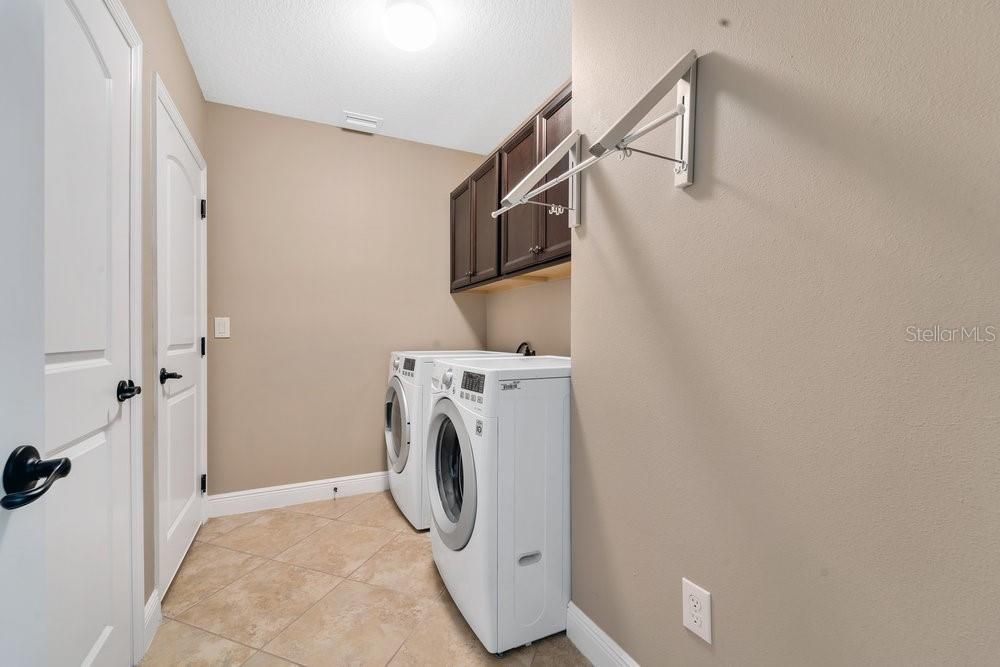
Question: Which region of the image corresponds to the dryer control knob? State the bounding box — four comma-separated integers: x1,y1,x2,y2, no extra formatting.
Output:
392,358,400,370
442,370,453,388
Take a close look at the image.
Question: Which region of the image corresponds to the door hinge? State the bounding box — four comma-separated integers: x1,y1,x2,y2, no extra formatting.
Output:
200,199,207,219
200,474,207,494
201,336,206,357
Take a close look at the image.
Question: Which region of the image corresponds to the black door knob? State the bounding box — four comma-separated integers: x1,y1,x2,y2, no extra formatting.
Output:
117,379,142,402
2,445,71,510
160,368,183,385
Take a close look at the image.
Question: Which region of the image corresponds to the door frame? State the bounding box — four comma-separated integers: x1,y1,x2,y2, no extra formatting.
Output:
151,73,208,602
99,0,147,662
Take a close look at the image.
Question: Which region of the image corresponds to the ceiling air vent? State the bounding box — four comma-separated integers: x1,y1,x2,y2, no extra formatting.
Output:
343,110,382,133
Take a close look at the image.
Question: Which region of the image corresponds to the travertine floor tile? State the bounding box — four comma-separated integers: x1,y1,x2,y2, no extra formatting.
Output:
242,651,302,667
178,560,342,648
211,510,332,558
530,633,591,666
389,599,533,666
275,519,396,577
196,511,270,543
264,579,435,666
337,491,413,533
285,493,375,519
349,532,444,599
162,542,266,617
140,619,255,667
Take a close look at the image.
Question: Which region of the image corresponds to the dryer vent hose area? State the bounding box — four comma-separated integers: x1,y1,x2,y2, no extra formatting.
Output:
515,341,536,357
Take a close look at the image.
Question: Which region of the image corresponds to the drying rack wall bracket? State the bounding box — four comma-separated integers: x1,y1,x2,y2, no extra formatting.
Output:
492,50,699,225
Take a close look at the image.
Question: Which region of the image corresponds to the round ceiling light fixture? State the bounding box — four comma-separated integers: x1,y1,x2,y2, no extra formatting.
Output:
384,0,437,52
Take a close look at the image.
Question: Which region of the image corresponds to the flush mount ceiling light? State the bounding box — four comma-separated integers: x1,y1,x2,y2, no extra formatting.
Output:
384,0,437,51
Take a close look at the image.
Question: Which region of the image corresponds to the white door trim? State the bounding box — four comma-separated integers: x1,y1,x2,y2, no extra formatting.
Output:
95,0,147,663
152,72,208,601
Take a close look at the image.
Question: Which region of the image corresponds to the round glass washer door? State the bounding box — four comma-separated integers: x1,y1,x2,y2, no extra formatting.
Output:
427,397,477,551
384,376,410,473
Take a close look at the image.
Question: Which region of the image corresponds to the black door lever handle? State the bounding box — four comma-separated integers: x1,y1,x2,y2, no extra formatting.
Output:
117,379,142,402
2,445,71,510
160,368,183,385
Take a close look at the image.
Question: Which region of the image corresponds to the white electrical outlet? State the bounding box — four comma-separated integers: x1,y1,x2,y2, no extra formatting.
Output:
682,577,712,644
214,317,231,339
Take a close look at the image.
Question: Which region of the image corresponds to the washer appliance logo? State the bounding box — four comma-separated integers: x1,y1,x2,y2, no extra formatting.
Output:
500,381,520,391
475,420,483,436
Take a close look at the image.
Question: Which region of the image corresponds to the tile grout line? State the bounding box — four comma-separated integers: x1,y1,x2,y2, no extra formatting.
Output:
169,616,264,653
256,576,349,661
163,548,271,619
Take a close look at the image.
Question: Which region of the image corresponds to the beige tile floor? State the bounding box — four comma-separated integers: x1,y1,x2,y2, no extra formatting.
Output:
144,492,590,667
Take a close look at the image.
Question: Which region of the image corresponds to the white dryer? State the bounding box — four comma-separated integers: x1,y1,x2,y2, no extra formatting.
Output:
425,356,571,654
384,350,515,530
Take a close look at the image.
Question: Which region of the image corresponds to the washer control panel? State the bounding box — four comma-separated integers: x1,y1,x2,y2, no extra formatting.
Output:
459,371,487,407
461,372,485,394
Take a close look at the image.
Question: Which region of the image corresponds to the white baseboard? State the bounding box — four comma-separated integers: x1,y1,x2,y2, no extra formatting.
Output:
567,602,640,667
206,471,389,518
143,588,162,657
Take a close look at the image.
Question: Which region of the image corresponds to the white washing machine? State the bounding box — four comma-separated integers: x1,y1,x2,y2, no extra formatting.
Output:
425,355,571,654
384,350,516,530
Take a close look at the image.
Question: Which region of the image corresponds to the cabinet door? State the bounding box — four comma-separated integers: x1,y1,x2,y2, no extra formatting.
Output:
538,86,572,262
470,154,500,283
500,120,539,274
450,180,473,290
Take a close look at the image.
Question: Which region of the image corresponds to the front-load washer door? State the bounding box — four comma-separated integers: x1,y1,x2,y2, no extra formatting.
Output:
428,398,477,551
384,376,410,473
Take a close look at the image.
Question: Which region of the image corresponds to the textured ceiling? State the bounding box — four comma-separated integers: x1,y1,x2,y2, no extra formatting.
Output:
167,0,571,154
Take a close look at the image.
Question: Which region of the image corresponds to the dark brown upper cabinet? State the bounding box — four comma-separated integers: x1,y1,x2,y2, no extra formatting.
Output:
449,179,473,291
450,155,500,291
500,119,540,274
451,83,571,293
538,85,572,263
470,155,500,283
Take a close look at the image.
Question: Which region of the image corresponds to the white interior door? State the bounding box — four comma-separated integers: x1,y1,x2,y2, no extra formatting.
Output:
0,0,139,664
0,2,47,662
44,0,137,662
155,80,207,595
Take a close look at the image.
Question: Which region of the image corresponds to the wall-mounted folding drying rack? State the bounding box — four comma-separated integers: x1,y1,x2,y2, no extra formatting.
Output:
492,49,699,228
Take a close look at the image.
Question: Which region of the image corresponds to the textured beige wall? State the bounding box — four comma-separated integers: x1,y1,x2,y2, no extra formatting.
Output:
205,103,486,494
571,1,1000,664
485,278,571,356
119,0,206,601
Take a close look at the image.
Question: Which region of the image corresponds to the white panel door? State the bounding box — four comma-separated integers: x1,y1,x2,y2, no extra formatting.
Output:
1,0,137,663
0,1,47,662
156,86,206,595
12,0,133,665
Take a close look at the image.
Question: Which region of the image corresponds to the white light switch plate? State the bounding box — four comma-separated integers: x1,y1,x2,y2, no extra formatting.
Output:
214,317,230,339
682,577,712,644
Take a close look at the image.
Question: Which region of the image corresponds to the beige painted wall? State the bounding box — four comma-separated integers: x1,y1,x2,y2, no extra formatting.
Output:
205,103,486,494
119,0,206,601
485,278,571,356
570,1,1000,664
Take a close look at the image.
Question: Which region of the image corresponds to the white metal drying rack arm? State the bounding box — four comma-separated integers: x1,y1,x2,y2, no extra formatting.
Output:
492,49,698,221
